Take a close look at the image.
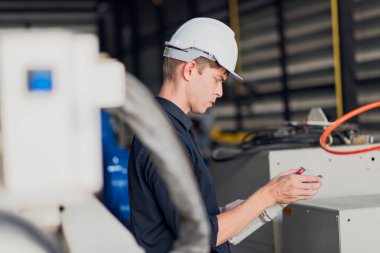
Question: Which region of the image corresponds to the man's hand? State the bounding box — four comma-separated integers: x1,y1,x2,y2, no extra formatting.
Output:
264,169,322,205
216,168,322,246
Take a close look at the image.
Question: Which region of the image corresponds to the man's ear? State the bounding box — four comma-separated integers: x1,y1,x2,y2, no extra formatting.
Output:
182,61,197,81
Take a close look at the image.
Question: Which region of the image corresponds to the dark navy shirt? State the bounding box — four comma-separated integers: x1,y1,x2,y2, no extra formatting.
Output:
128,97,230,253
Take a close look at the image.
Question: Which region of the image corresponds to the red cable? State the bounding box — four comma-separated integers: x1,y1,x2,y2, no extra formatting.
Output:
320,100,380,155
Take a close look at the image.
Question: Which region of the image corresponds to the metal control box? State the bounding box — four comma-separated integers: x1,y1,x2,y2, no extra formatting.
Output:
282,194,380,253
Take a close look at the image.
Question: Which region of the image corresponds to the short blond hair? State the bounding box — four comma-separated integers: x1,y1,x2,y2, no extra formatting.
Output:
163,56,223,81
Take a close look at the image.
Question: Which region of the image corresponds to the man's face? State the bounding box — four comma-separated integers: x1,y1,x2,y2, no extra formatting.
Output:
188,64,227,114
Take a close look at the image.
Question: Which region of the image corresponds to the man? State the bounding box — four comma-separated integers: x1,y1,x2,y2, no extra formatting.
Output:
128,17,322,253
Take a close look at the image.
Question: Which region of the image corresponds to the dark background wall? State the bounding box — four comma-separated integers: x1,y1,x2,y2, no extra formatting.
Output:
1,0,379,137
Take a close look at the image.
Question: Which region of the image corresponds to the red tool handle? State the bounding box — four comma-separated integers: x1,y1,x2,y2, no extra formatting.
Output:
295,167,305,175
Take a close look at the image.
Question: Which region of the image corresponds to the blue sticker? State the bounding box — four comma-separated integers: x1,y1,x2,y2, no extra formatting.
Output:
28,70,52,92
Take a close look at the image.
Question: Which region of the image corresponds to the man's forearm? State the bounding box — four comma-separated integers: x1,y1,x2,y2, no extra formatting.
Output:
216,186,274,246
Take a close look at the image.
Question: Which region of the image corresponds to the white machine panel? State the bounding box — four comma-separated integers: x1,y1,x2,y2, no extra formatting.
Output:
269,145,380,198
0,30,126,209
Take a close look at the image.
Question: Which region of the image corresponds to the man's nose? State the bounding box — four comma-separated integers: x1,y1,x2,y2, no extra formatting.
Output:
216,83,223,98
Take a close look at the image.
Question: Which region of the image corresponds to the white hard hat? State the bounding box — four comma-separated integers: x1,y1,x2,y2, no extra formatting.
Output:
163,17,243,81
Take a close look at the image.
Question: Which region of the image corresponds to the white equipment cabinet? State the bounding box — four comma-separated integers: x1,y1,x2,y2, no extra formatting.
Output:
283,194,380,253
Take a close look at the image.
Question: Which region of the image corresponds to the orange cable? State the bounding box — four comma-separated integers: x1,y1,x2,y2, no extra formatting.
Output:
320,100,380,155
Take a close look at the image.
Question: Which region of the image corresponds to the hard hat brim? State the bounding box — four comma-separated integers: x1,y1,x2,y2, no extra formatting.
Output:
228,71,243,81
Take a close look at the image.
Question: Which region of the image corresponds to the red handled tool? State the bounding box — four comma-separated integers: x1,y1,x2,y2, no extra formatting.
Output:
295,167,305,175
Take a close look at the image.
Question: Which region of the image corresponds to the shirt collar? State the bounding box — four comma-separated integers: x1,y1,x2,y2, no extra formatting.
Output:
156,97,193,132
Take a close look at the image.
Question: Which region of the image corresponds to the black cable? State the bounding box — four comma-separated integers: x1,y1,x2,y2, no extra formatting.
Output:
212,142,317,162
211,124,353,162
0,210,63,253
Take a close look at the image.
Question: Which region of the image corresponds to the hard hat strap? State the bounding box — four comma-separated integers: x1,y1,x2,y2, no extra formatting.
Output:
163,46,216,62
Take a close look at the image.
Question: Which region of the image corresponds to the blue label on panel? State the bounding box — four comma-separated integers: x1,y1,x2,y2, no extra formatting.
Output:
28,70,52,92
